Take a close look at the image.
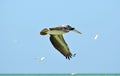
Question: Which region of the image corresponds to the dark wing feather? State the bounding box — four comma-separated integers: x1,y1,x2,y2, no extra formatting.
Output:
50,35,72,60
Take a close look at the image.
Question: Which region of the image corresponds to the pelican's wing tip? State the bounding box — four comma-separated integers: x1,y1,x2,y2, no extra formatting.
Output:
65,53,76,60
65,53,73,60
40,28,48,35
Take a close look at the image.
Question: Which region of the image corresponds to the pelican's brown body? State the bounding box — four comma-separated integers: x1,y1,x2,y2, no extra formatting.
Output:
40,24,82,60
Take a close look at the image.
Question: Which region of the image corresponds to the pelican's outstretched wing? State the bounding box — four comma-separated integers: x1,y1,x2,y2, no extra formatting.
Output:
50,35,72,60
40,28,48,35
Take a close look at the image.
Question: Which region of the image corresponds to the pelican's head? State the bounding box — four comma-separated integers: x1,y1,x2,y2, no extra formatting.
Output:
62,24,82,34
62,24,74,31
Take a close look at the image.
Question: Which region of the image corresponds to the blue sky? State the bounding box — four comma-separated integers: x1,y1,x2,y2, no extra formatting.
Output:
0,0,120,74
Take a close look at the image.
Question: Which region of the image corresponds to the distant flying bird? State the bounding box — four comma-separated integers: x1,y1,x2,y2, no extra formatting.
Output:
40,24,82,60
94,34,98,40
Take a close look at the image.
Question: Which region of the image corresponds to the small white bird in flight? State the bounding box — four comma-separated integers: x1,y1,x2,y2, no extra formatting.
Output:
40,24,82,60
94,34,98,40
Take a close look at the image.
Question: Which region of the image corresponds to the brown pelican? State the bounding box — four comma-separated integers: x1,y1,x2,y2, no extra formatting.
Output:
40,24,82,60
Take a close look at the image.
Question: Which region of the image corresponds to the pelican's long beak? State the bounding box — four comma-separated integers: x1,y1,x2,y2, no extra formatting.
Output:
72,29,82,34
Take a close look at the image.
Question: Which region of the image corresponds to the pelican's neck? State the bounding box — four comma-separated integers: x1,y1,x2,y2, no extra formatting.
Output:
47,29,68,35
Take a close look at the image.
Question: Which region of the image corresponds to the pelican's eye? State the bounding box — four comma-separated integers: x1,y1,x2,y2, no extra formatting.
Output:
71,28,74,30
